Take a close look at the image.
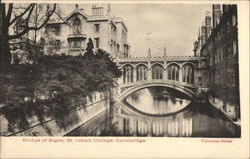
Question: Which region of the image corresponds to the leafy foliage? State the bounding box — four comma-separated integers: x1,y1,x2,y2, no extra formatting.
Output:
0,51,121,133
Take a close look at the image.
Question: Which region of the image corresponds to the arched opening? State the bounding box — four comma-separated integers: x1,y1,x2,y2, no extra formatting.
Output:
122,65,134,84
136,64,147,81
152,64,163,80
182,64,194,84
72,16,81,34
168,64,180,81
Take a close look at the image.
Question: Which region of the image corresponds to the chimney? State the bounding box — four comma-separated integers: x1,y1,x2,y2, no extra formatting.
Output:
76,4,79,9
205,12,211,26
92,5,104,16
212,4,221,28
107,4,111,17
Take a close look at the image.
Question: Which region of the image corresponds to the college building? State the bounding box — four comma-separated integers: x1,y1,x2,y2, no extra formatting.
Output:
44,4,130,58
194,4,240,122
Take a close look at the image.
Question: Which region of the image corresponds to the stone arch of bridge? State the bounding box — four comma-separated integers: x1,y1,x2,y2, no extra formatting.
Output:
118,82,196,102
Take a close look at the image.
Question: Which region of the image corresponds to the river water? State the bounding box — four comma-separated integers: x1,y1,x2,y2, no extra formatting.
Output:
67,87,240,137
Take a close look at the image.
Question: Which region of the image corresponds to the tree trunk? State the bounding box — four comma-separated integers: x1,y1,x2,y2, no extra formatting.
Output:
1,4,11,65
1,18,11,65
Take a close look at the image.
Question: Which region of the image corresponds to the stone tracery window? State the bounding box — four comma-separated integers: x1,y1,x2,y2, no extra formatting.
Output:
168,64,179,81
152,64,163,80
122,65,134,84
137,64,147,81
182,64,194,84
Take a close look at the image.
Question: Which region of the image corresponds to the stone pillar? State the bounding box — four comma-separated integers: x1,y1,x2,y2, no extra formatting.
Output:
128,68,132,83
126,69,129,83
119,71,123,85
179,67,183,84
147,61,152,81
133,68,137,83
163,61,167,81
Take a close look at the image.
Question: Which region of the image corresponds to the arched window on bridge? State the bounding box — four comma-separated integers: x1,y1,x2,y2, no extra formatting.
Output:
122,65,134,84
182,64,194,84
136,64,147,81
168,64,179,81
152,64,163,80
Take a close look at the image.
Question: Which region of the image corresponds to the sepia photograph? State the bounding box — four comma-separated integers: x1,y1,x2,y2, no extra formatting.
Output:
0,2,242,138
1,1,250,158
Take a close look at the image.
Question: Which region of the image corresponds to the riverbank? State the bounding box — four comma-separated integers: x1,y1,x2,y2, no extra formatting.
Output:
208,95,241,126
0,91,111,136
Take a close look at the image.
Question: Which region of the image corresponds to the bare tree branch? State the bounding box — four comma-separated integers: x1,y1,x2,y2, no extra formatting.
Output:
25,4,35,26
9,4,56,40
54,11,71,26
9,4,34,26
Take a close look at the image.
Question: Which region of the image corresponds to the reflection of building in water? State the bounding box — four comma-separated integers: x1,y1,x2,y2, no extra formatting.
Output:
115,116,193,137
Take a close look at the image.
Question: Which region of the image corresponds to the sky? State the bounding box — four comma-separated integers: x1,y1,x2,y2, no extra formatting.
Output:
59,3,211,57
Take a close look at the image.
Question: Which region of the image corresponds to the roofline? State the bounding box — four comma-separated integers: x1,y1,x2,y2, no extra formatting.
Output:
116,21,128,32
46,22,67,25
87,19,109,22
65,9,88,21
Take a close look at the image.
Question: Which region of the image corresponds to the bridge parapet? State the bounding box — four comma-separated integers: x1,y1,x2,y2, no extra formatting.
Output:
115,56,200,63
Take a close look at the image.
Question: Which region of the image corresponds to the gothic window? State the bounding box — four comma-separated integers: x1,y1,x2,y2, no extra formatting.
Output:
168,64,179,81
55,40,60,50
122,65,134,84
182,64,194,84
72,17,81,34
69,39,82,48
137,64,147,81
152,64,163,80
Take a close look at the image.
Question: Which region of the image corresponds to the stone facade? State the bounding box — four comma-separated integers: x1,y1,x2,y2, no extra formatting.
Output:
44,4,130,58
195,5,240,122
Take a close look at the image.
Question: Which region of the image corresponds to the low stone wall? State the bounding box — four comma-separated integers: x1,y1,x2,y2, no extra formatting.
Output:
208,95,240,124
0,91,111,136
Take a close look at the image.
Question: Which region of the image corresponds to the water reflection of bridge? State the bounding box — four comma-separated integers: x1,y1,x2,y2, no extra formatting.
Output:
116,56,200,99
114,112,193,137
